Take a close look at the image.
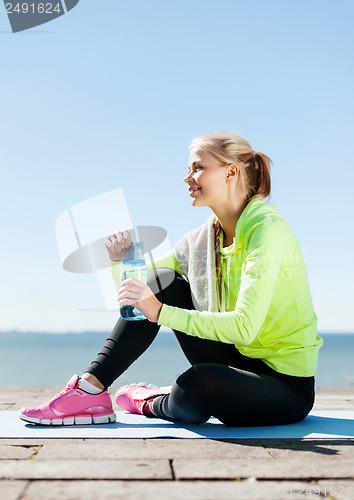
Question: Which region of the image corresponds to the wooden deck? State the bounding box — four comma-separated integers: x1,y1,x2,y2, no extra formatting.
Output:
1,386,353,499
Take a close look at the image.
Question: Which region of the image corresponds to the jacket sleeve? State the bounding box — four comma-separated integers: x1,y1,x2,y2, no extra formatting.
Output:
158,217,289,345
109,250,184,291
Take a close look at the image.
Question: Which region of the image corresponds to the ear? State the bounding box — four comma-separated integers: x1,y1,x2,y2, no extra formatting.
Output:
226,163,239,181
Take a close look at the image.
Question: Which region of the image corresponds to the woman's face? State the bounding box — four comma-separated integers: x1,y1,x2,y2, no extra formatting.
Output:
184,149,232,209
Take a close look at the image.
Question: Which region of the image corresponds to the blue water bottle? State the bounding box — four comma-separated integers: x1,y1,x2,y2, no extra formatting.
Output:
120,242,148,320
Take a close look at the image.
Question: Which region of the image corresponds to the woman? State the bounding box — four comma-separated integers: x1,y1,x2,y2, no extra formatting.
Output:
19,132,322,427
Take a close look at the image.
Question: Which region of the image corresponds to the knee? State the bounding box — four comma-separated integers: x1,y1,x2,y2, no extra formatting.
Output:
147,269,194,308
166,367,212,425
176,363,222,399
165,364,225,425
176,363,244,406
147,268,177,298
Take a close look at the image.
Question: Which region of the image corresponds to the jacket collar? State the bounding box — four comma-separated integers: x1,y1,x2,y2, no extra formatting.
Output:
234,197,280,250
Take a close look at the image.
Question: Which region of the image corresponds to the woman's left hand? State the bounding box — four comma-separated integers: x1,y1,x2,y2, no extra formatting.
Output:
117,279,163,323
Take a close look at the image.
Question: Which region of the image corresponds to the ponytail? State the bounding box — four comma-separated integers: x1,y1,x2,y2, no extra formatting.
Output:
246,151,272,202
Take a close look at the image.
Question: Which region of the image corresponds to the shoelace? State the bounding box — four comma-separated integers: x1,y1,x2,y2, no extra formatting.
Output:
48,383,73,403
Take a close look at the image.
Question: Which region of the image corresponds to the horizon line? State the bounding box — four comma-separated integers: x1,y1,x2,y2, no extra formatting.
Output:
0,329,353,336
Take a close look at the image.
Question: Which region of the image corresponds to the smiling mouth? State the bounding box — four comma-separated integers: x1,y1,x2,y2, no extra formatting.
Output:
189,187,201,194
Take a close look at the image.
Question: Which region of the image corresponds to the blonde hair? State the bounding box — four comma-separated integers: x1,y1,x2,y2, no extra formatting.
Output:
189,132,273,305
189,131,272,203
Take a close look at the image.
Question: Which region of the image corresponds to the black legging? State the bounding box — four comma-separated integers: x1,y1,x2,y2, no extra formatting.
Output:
85,269,315,427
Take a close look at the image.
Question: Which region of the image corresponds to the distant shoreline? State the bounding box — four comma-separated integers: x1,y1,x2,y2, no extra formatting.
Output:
1,332,353,387
0,330,353,336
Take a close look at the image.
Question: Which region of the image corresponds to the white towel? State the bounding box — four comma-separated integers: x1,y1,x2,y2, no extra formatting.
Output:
174,215,219,312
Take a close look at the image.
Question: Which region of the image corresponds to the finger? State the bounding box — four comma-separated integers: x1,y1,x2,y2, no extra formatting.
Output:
121,278,143,287
118,291,140,301
118,283,142,294
118,293,140,305
111,232,125,253
121,230,132,249
115,232,123,243
105,237,113,248
118,288,142,301
111,232,123,247
106,236,122,254
108,231,122,243
118,297,135,307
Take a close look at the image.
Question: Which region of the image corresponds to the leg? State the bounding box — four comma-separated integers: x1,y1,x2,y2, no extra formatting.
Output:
107,269,313,426
154,363,314,426
147,271,314,425
19,269,195,426
84,317,161,388
84,269,198,388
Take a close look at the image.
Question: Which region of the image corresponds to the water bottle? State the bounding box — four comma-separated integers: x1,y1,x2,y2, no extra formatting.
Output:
120,242,148,321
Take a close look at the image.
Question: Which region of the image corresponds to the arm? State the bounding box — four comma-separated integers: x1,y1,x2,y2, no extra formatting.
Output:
105,230,185,323
158,218,288,345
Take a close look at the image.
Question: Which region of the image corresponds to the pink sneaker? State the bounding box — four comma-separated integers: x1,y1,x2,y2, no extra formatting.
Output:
19,375,116,426
115,382,171,416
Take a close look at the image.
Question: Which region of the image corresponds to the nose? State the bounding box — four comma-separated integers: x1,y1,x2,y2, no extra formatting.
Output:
184,172,193,184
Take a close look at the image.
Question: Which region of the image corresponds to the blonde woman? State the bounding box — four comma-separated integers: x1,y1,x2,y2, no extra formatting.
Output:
20,132,322,427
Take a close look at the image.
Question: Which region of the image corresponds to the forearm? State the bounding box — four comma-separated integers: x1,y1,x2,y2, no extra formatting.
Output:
157,304,258,345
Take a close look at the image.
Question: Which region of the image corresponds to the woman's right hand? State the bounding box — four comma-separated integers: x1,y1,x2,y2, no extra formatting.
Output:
105,230,133,262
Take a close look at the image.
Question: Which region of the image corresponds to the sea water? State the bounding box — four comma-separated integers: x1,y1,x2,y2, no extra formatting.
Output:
0,331,353,387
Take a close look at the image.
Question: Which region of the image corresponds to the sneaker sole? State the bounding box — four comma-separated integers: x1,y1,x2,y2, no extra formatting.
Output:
19,412,117,426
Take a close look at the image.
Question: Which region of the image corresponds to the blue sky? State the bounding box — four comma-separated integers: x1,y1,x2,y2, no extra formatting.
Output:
0,0,353,333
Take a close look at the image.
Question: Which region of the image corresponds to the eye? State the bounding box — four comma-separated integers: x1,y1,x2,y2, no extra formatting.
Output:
186,165,204,175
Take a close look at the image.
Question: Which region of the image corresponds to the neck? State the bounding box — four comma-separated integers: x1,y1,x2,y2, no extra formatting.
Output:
213,200,248,246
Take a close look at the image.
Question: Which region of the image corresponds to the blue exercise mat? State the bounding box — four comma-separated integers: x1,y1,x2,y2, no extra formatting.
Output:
1,410,354,439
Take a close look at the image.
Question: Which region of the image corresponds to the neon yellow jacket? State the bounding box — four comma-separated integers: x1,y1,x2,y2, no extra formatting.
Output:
110,198,323,377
